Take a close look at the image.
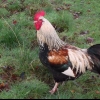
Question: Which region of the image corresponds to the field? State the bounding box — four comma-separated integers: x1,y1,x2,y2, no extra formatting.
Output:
0,0,100,99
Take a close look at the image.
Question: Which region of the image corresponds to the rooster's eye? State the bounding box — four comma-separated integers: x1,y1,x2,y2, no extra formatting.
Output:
39,19,43,22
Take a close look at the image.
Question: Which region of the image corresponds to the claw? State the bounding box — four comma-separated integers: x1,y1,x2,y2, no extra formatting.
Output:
49,88,58,94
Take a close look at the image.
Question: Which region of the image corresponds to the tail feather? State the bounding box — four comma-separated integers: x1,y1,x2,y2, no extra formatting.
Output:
87,44,100,74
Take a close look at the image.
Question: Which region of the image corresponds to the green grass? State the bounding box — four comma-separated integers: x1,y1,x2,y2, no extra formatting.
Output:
0,0,100,99
0,78,49,99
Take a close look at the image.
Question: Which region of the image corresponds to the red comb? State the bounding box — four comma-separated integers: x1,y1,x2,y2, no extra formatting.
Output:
34,10,45,21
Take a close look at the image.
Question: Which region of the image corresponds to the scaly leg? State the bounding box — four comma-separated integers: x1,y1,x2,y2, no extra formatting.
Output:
49,82,59,94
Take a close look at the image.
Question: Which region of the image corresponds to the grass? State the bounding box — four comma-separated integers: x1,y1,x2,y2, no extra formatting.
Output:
0,0,100,99
0,78,49,99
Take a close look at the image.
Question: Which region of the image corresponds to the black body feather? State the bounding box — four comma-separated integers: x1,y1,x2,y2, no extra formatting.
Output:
87,44,100,74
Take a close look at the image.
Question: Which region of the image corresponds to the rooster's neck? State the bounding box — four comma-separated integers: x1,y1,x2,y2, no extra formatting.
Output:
37,18,66,50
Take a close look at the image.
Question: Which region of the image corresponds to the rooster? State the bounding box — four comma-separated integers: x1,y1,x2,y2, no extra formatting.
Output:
33,10,100,94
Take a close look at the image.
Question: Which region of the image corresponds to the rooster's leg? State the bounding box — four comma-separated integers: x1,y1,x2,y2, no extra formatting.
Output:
49,82,59,94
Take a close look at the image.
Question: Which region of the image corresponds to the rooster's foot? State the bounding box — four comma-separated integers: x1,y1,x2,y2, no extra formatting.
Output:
49,82,59,94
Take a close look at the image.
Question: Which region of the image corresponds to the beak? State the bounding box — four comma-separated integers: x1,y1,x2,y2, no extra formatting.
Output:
33,21,37,24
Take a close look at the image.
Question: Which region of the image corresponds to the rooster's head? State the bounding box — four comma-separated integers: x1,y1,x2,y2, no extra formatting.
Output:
33,10,66,50
34,10,45,30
